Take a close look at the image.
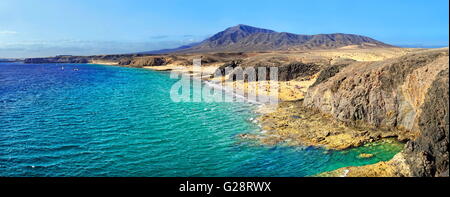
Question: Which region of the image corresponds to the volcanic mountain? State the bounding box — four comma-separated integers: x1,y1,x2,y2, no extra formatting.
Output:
145,24,394,54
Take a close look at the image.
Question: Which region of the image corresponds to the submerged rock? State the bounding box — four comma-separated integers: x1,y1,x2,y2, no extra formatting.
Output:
358,153,374,158
237,133,260,140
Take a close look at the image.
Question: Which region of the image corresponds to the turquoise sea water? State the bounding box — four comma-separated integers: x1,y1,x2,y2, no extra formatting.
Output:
0,63,403,177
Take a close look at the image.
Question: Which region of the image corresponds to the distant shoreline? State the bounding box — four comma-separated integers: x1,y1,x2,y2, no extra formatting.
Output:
0,59,22,63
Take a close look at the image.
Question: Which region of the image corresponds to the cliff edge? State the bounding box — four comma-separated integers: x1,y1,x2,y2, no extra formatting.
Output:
306,48,449,176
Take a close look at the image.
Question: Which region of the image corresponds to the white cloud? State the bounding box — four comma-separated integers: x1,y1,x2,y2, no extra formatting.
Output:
0,30,17,35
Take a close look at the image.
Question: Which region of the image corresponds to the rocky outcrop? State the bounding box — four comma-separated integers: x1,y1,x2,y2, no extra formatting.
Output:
275,62,320,81
403,68,449,177
304,48,449,176
214,60,242,76
251,101,412,150
316,152,412,177
119,56,171,67
215,58,321,81
311,63,350,87
227,62,319,81
305,49,448,131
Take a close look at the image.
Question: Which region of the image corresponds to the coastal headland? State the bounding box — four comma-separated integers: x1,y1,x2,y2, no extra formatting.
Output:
21,25,449,177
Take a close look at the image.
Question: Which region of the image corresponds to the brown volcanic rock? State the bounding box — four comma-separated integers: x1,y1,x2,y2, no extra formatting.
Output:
215,53,325,81
304,49,448,131
304,48,449,176
310,63,351,87
316,152,412,177
226,61,320,81
404,68,449,177
120,56,172,67
319,68,448,177
252,101,407,150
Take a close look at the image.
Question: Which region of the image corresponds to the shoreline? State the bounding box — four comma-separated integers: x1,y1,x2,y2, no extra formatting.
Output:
4,59,412,177
144,64,279,105
140,63,407,176
84,48,449,177
88,61,119,66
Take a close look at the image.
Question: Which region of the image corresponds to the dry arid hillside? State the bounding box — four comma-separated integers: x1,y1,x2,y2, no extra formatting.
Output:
173,24,394,53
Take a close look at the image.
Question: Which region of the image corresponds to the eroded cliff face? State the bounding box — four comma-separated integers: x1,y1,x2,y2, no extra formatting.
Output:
403,68,449,177
225,62,320,81
304,48,449,176
119,56,173,67
305,49,448,132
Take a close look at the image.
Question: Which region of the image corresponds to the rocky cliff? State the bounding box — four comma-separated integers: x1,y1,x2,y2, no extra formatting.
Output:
223,62,320,81
118,56,172,66
304,48,449,176
403,68,449,177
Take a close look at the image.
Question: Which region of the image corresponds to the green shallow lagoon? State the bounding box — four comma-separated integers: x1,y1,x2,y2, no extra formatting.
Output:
0,63,403,176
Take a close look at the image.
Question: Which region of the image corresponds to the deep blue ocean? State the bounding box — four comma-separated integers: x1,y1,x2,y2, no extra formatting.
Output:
0,62,402,177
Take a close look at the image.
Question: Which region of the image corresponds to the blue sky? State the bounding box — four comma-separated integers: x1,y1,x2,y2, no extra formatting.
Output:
0,0,448,58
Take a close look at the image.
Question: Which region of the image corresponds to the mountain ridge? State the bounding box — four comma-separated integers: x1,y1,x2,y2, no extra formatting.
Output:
143,24,395,54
